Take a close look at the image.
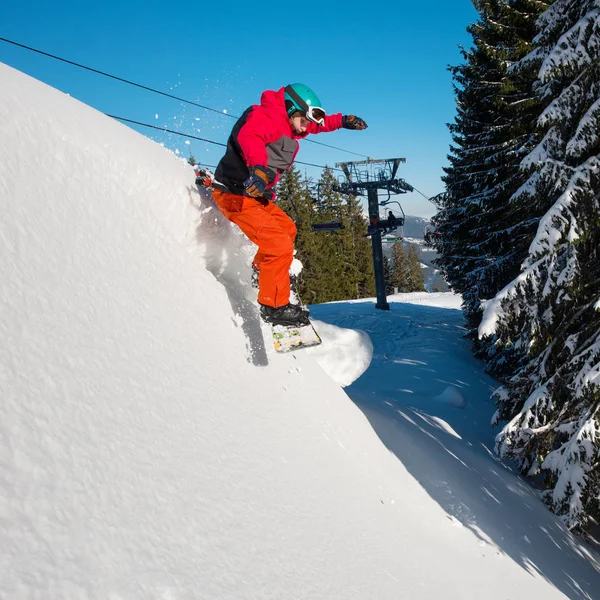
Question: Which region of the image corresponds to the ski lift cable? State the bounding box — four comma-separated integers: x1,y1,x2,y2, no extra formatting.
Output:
0,37,228,117
410,184,438,204
108,115,346,173
306,139,366,157
0,36,369,159
107,115,228,146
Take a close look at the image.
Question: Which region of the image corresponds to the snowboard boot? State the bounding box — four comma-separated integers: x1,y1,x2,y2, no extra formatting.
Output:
259,303,310,327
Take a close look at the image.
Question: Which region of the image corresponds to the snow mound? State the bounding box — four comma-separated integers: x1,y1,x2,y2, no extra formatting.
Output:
434,385,467,408
308,320,373,387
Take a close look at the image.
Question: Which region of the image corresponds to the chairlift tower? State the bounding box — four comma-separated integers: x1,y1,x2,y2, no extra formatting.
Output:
335,158,414,310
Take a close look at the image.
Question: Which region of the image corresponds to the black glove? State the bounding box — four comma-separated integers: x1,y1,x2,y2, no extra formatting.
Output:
342,115,368,130
244,165,275,197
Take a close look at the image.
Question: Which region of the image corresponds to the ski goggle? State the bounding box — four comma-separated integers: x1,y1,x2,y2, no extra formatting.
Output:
285,84,326,126
305,105,326,126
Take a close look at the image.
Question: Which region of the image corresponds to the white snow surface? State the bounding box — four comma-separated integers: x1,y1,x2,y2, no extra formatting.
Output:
2,63,600,600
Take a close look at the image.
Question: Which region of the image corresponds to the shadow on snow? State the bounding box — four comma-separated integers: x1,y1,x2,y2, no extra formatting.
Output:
311,300,600,600
189,184,268,367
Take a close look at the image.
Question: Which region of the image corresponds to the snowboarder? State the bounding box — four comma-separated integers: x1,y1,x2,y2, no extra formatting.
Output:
210,83,367,327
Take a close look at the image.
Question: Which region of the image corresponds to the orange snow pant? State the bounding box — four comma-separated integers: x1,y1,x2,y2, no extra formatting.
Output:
211,189,297,308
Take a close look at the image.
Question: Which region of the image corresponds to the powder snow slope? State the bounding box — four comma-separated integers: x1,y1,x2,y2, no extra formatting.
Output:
0,62,596,599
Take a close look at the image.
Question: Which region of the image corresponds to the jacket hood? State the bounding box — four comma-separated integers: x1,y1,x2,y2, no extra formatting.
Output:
259,87,288,116
259,88,309,139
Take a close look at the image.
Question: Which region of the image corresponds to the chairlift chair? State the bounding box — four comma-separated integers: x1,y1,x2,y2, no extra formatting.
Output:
378,197,405,234
310,182,345,232
310,204,345,231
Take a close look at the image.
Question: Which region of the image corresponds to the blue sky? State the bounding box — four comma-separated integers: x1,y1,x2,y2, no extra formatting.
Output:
2,0,478,218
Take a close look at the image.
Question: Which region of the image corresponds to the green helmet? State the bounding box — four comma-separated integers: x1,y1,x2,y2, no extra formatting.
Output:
284,83,322,116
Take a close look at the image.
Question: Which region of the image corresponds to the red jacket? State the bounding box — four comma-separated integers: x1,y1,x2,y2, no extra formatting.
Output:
214,87,343,199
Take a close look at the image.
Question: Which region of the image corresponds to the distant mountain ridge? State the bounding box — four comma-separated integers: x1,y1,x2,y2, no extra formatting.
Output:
402,215,430,239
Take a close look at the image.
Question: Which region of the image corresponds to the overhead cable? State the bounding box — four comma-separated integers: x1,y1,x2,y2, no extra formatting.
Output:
410,185,439,203
107,115,227,147
0,37,228,117
108,115,344,172
0,36,369,158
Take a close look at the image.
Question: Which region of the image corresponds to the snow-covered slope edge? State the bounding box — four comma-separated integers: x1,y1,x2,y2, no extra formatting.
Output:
0,63,573,599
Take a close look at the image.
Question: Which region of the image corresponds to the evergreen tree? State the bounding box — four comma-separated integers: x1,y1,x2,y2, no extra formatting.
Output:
339,187,375,300
276,167,322,303
405,245,425,292
388,243,425,293
358,247,377,299
277,167,374,304
389,242,407,292
310,168,349,302
384,256,393,295
480,0,600,529
433,0,552,359
352,203,376,299
307,168,375,302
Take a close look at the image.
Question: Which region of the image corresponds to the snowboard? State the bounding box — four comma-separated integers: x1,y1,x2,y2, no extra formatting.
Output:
271,321,322,353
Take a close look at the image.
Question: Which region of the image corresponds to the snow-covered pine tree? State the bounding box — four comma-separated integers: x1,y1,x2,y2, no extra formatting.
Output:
433,0,551,362
480,0,600,529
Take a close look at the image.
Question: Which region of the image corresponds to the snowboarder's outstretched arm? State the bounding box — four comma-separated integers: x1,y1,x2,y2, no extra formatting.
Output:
304,112,343,134
303,114,368,135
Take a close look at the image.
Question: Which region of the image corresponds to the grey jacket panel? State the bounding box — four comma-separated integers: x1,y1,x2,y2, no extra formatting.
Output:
266,136,299,172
